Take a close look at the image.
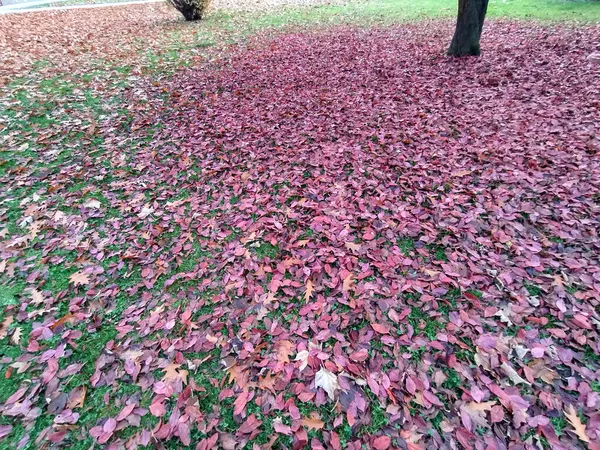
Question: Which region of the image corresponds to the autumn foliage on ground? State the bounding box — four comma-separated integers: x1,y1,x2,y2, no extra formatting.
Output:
1,4,600,450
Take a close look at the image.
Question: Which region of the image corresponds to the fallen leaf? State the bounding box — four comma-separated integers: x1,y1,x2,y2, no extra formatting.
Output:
564,404,589,443
10,328,21,345
304,279,314,302
301,413,324,431
0,316,14,339
69,271,90,286
315,367,339,400
500,362,530,385
275,340,294,363
294,350,310,371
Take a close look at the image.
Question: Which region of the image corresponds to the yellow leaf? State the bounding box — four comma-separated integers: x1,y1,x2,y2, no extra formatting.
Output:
304,280,314,302
564,404,590,443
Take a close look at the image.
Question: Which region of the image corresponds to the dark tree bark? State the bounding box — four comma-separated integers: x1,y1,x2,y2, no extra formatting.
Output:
448,0,489,56
168,0,210,21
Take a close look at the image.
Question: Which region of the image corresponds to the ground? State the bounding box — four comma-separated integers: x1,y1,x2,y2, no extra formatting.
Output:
1,0,600,449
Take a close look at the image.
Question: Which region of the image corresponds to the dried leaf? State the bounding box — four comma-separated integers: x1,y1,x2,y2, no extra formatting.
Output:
315,367,338,400
564,404,589,443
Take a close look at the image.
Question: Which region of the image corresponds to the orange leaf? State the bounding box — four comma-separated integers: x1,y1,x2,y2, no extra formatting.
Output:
50,313,74,331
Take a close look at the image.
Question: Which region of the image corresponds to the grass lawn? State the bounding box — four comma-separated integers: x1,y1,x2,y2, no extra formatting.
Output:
1,0,600,448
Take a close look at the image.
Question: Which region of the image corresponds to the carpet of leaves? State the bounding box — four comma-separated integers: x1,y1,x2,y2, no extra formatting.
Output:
1,7,600,450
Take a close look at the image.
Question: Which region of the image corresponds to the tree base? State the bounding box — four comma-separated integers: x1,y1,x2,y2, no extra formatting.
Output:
447,0,489,57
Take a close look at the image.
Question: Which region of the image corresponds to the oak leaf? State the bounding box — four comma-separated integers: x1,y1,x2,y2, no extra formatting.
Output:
564,404,589,443
69,271,90,286
304,279,314,302
301,413,324,431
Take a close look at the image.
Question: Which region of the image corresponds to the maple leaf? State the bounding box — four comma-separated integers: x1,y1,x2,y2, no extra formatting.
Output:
69,271,90,286
301,413,325,431
66,386,87,409
304,279,314,302
315,367,339,401
564,404,589,443
50,313,75,330
138,205,154,219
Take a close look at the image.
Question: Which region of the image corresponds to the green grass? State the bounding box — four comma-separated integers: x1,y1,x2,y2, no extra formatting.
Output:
207,0,600,33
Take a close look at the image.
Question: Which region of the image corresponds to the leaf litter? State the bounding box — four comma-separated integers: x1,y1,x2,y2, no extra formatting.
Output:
0,6,600,450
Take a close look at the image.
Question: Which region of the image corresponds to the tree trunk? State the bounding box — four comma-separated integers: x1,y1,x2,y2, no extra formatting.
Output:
168,0,210,21
448,0,489,56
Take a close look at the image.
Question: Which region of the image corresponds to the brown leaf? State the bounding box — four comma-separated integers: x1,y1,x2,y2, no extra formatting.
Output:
342,273,355,292
50,313,75,331
344,241,361,252
304,279,314,302
10,328,22,345
301,413,324,431
162,362,188,383
275,340,294,364
460,401,496,430
66,386,87,409
25,287,45,305
564,404,589,443
69,271,90,286
0,316,14,339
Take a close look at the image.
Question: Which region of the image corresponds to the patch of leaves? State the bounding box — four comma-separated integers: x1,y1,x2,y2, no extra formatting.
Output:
1,12,600,450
